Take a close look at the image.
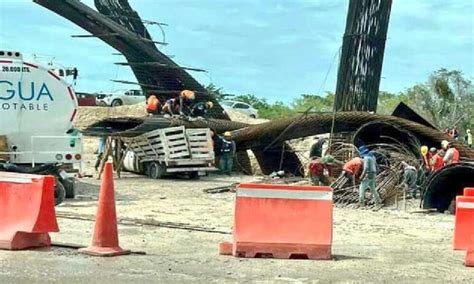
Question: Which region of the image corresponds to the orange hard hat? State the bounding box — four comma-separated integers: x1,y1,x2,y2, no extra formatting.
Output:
181,90,195,100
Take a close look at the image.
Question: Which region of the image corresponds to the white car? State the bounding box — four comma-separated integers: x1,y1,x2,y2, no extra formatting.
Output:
96,89,146,107
221,100,259,118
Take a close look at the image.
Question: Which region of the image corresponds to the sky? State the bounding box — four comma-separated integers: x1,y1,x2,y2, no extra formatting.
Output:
0,0,472,103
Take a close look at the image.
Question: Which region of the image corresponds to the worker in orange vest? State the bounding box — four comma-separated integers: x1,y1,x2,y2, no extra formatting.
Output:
340,157,363,186
145,95,161,115
430,148,445,172
441,140,460,165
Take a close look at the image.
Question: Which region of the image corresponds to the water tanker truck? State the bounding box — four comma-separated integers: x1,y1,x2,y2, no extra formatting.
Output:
0,50,82,204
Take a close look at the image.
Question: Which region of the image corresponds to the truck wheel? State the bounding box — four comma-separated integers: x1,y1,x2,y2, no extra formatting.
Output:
189,171,200,180
111,99,123,107
62,177,76,199
148,162,166,179
55,178,66,206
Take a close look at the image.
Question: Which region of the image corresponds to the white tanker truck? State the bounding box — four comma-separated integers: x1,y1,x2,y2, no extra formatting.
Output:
0,50,83,204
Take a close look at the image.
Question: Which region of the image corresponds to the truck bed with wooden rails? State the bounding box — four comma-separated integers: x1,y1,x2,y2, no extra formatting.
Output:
122,126,216,179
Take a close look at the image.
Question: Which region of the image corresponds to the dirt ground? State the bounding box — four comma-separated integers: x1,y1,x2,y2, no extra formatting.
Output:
1,138,473,283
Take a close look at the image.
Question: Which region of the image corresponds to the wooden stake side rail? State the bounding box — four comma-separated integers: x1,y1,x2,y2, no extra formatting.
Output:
123,127,215,173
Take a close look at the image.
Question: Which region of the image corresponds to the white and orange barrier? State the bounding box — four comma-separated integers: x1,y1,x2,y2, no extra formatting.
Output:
0,172,59,250
219,183,333,259
464,188,474,197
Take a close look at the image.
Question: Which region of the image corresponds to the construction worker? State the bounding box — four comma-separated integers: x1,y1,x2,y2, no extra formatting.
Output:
465,129,472,148
219,131,236,176
308,154,336,186
191,101,213,118
430,148,445,172
358,145,382,207
178,90,196,115
340,157,363,185
162,98,179,116
145,95,161,115
94,136,106,171
420,145,431,171
451,127,459,140
401,161,418,198
441,140,460,165
309,137,325,159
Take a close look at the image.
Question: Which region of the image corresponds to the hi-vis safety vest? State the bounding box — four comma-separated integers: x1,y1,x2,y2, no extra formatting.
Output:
146,96,160,111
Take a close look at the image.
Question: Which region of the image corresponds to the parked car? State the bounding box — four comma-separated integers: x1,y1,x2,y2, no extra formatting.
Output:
96,89,146,107
221,100,259,118
75,92,97,106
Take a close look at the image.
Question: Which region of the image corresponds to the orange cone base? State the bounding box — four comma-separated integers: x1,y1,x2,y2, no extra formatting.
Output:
0,232,51,250
465,251,474,267
79,246,131,257
221,241,331,260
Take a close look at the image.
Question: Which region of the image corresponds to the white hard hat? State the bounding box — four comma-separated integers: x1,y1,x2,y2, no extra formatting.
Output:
441,140,449,149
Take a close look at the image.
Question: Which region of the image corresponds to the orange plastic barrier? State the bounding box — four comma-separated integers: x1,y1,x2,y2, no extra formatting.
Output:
464,188,474,197
220,183,333,259
466,249,474,267
79,162,130,257
0,172,59,250
453,196,474,251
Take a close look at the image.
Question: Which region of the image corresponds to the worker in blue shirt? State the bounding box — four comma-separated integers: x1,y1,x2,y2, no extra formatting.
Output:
358,145,382,207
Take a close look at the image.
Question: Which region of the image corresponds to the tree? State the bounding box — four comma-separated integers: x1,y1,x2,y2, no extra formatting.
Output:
203,83,225,101
233,94,294,119
233,94,269,110
377,91,412,115
404,69,474,130
292,92,335,113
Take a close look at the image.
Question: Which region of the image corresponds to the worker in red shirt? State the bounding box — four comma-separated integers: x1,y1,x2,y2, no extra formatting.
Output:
420,145,433,171
308,155,336,186
430,148,445,172
145,95,161,115
441,140,460,165
340,157,363,186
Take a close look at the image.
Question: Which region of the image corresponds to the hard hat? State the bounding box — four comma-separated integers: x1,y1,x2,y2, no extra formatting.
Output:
467,129,471,133
206,101,214,108
441,140,449,149
429,147,437,153
322,155,336,165
181,90,195,100
358,145,370,156
420,145,428,156
223,131,232,137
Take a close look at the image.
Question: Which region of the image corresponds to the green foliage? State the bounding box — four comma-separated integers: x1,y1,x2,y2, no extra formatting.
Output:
233,94,294,119
203,83,225,101
292,92,335,113
377,91,412,115
404,68,474,131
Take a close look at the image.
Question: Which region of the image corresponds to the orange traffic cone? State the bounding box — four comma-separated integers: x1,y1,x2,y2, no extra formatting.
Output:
79,162,130,256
